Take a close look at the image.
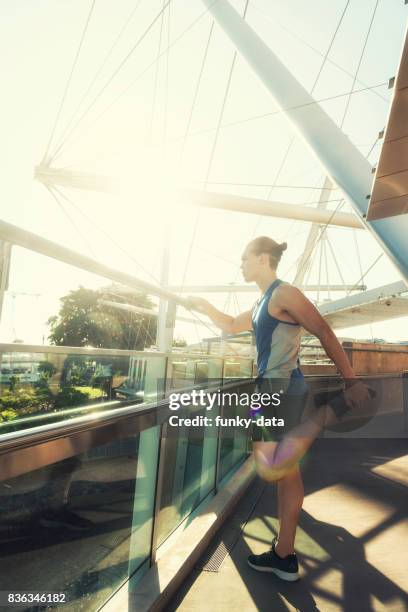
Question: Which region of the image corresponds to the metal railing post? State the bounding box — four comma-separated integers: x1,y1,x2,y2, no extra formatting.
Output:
403,371,408,433
149,422,168,566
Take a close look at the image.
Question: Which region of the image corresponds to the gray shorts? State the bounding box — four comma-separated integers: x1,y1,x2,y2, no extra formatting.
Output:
251,378,308,443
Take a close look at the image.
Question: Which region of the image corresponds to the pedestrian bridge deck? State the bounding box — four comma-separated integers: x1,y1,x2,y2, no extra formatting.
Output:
167,438,408,612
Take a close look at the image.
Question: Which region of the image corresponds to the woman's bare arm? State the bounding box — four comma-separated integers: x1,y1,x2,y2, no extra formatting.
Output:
274,285,356,379
187,297,253,334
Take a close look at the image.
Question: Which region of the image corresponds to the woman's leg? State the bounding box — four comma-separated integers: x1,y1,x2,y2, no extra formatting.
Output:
252,406,328,482
253,443,303,556
276,464,304,557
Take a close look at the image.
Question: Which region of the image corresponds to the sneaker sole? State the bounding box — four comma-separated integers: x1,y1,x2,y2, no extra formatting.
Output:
247,559,299,581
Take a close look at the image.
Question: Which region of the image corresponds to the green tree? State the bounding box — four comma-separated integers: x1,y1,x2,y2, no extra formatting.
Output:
172,336,187,348
48,287,157,350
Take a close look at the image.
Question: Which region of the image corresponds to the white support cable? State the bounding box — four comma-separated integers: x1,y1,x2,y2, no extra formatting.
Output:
49,0,175,164
326,233,347,289
99,299,201,325
303,241,318,292
175,18,217,314
46,185,97,259
293,176,333,287
149,0,167,144
283,176,326,250
280,127,378,284
251,136,296,238
132,303,152,350
179,20,215,164
179,0,250,305
43,0,97,163
292,130,384,295
167,81,389,145
163,0,171,143
249,2,389,104
49,0,144,161
339,0,380,129
52,185,160,283
155,2,175,352
346,253,384,296
317,235,323,304
352,227,365,286
280,198,346,281
238,0,352,249
49,1,216,165
223,136,297,311
124,302,133,350
47,37,386,167
323,234,331,301
310,0,351,91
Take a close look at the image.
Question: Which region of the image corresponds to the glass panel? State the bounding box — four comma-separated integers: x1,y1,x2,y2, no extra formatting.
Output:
156,404,219,546
0,348,166,434
0,427,159,610
219,385,251,481
222,357,254,382
166,356,223,392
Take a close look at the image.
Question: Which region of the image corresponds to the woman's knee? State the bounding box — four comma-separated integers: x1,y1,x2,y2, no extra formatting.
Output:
254,457,288,482
253,443,293,481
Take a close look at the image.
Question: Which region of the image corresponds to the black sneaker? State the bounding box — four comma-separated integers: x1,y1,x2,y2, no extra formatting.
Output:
247,538,299,581
39,508,94,531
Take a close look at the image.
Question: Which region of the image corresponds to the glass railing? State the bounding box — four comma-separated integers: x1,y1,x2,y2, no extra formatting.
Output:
0,375,252,611
0,423,160,610
0,345,170,434
0,344,254,434
166,354,224,392
155,402,220,546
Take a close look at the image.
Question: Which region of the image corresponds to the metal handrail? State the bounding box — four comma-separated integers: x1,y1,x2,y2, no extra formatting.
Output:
0,377,255,450
0,342,233,361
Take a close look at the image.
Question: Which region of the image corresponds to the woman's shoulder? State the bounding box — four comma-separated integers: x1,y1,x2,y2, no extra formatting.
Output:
273,281,304,304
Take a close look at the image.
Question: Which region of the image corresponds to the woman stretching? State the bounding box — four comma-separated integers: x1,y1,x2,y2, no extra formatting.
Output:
189,236,370,581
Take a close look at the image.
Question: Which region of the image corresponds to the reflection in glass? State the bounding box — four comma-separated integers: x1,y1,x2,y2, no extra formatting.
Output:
0,349,166,433
0,428,158,610
156,406,219,546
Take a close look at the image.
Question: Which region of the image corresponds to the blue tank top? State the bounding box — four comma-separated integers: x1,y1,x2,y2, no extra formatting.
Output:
252,279,307,394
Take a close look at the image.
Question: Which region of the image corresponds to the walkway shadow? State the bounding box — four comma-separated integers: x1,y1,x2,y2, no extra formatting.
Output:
297,511,408,612
168,439,408,611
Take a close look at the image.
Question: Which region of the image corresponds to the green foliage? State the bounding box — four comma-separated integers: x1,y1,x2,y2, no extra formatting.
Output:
72,386,104,399
173,336,187,348
36,361,58,388
9,376,18,391
0,387,54,421
48,287,157,350
53,386,91,408
0,384,104,423
38,361,57,378
0,408,17,423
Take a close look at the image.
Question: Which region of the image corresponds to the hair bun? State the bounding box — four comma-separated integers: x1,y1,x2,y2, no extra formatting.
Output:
280,242,287,252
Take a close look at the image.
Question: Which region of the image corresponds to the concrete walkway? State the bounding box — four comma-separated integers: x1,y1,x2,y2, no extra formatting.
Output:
168,439,408,612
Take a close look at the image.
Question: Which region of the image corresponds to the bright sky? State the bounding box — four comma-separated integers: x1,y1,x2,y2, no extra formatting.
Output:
0,0,407,347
